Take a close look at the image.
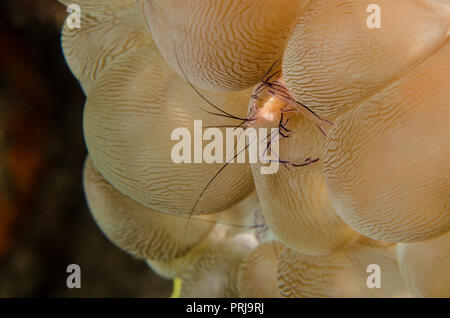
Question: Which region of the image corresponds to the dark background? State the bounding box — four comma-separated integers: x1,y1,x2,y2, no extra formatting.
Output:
0,0,171,297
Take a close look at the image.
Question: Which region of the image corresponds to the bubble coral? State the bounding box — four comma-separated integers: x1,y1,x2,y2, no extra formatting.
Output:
60,0,449,297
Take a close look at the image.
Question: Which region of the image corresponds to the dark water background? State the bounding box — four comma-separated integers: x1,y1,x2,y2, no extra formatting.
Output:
0,0,171,297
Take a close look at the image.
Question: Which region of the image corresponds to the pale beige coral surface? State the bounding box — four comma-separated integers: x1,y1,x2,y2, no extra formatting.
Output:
60,0,449,297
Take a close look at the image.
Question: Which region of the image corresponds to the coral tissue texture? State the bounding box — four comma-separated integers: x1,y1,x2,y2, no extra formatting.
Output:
60,0,449,297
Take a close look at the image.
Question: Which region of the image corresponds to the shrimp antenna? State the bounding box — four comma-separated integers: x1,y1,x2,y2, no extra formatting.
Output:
184,134,259,232
175,54,250,122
